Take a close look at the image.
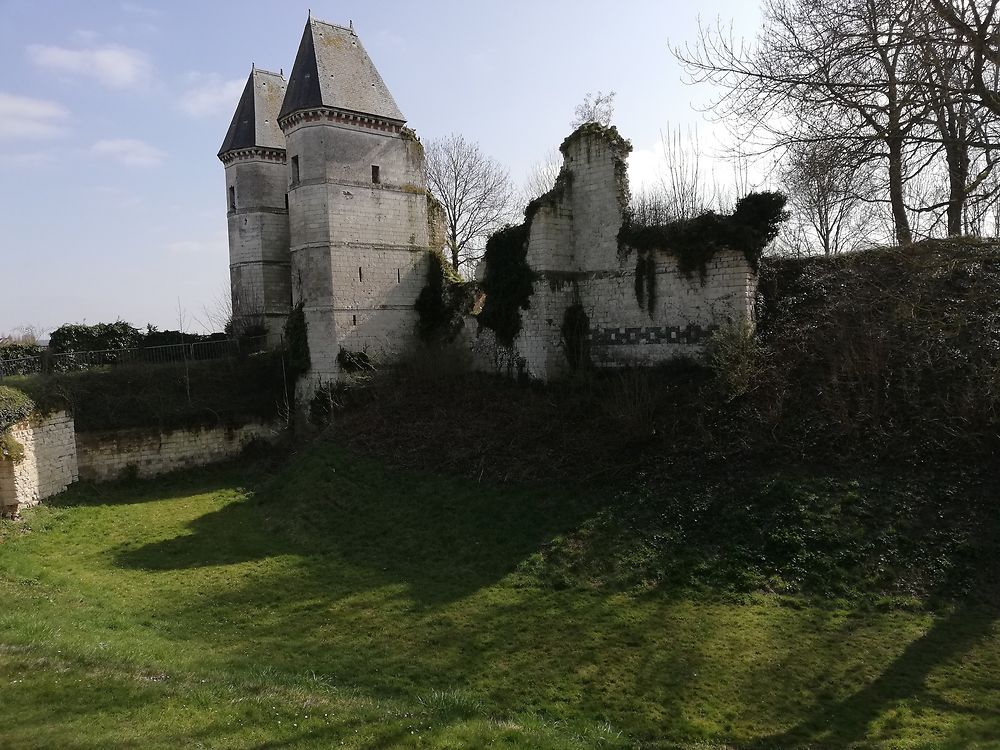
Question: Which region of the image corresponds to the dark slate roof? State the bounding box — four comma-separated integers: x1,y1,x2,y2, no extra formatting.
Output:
219,68,287,157
279,18,405,123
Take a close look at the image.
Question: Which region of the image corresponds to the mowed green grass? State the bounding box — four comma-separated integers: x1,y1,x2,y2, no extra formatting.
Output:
1,443,998,749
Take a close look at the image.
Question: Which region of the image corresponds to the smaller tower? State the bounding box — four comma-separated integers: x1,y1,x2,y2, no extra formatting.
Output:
219,68,290,345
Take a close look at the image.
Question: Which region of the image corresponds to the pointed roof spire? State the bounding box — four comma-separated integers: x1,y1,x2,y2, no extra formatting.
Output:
219,68,287,158
278,16,405,124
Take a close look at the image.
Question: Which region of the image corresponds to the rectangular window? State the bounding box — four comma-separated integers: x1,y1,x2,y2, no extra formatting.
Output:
352,314,357,326
291,155,300,184
396,268,401,283
284,193,289,211
358,267,363,283
371,165,380,184
228,185,236,211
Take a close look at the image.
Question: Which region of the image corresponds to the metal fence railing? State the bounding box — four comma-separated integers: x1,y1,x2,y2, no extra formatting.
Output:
0,335,271,379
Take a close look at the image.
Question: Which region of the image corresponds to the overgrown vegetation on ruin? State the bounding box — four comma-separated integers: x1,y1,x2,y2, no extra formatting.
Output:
477,223,534,346
619,191,789,291
284,302,310,378
414,250,476,343
0,385,33,464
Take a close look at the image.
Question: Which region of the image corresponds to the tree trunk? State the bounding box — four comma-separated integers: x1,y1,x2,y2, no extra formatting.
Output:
943,140,969,236
887,137,913,245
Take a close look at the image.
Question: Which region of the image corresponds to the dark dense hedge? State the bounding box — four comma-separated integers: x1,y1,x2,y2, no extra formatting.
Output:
0,344,44,376
750,238,1000,461
47,322,227,355
8,353,290,432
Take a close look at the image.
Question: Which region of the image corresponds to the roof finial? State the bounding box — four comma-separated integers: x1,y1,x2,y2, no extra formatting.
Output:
251,61,255,71
350,19,354,30
308,8,311,18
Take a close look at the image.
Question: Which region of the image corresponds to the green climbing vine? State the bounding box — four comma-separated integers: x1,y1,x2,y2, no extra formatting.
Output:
561,304,591,371
619,192,789,298
284,302,310,377
414,249,474,344
478,224,535,346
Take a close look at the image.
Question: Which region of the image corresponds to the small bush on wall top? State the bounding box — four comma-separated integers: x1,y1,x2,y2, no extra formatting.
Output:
0,386,35,433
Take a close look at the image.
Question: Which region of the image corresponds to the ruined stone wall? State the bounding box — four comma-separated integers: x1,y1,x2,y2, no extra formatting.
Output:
0,411,78,516
285,120,432,385
76,420,282,482
504,127,756,381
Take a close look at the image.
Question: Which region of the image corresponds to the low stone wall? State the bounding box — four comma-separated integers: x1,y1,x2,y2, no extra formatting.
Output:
76,420,283,482
0,411,79,517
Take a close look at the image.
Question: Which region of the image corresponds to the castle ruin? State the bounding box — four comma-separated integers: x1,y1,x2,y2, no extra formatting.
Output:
220,15,758,386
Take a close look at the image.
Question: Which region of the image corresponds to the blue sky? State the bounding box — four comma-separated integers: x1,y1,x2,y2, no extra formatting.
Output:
0,0,760,335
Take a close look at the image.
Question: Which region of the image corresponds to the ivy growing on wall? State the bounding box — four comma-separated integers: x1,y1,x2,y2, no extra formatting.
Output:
414,250,475,344
561,304,591,371
634,252,658,316
284,302,310,378
0,386,34,433
478,223,534,346
619,192,789,289
0,385,34,465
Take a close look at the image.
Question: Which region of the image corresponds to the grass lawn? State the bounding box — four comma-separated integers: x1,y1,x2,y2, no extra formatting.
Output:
1,441,998,749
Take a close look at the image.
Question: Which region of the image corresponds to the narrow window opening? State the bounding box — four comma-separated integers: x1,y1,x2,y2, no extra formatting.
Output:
284,193,289,211
291,155,300,184
358,267,363,283
396,268,400,283
371,165,380,184
228,185,236,211
352,314,357,326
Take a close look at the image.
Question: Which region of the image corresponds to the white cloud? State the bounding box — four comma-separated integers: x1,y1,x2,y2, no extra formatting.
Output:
0,93,69,140
121,2,161,18
28,43,152,89
165,232,227,256
179,73,245,118
92,139,165,168
628,139,668,193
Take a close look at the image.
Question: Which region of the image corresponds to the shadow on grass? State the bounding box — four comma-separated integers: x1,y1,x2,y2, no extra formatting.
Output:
49,460,261,509
114,440,606,606
749,515,1000,749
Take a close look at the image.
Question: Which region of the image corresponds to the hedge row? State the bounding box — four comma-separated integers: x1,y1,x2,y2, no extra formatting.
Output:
7,352,290,433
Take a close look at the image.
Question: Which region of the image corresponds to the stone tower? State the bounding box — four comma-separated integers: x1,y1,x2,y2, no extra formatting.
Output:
218,68,291,344
278,17,434,386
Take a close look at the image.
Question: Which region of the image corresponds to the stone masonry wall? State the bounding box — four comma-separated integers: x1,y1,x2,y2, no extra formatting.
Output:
226,155,292,345
76,419,282,483
0,411,78,516
286,120,434,386
507,128,756,381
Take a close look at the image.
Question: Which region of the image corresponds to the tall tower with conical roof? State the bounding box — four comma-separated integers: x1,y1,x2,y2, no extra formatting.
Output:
218,68,290,343
278,17,436,385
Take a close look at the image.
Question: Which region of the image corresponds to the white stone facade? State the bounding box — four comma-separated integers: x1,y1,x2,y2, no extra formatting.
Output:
0,411,78,517
487,127,758,382
220,19,438,388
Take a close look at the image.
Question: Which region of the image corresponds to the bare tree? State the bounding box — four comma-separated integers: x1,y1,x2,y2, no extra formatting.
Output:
781,141,876,254
929,0,1000,116
425,133,517,274
521,148,562,205
675,0,934,245
571,90,617,128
